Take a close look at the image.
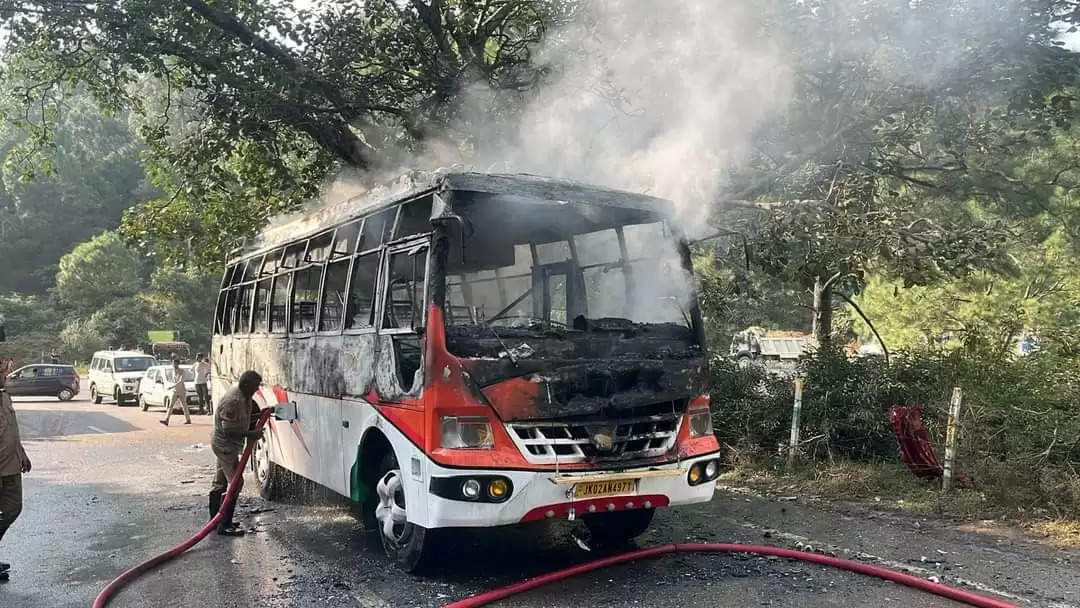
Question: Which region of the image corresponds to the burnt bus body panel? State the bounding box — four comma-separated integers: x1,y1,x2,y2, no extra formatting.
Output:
447,325,706,421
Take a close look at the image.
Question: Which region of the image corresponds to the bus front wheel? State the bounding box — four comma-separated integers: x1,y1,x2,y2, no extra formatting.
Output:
373,452,429,572
584,508,655,547
252,435,286,501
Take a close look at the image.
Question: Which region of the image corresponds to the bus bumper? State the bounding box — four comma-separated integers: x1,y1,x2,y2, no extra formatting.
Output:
418,452,720,529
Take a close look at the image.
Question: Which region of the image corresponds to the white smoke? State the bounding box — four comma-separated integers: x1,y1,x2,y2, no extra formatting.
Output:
263,1,792,248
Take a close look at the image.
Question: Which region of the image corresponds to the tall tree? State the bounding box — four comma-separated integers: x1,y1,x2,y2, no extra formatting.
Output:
0,0,574,265
721,0,1080,344
55,231,148,315
0,95,148,293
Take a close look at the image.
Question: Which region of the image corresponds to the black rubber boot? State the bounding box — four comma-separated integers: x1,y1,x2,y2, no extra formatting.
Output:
208,489,224,521
216,493,244,536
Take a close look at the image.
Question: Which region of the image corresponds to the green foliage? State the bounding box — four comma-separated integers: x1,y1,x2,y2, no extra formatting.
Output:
0,0,575,266
59,319,109,363
55,231,147,315
0,95,148,293
142,265,219,352
856,229,1080,355
0,292,64,363
712,347,1080,513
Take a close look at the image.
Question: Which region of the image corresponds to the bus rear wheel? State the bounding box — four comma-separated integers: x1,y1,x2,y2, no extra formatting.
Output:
584,508,655,547
373,452,429,572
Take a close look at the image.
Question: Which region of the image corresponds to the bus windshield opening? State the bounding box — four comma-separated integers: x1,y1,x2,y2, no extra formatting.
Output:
444,198,696,335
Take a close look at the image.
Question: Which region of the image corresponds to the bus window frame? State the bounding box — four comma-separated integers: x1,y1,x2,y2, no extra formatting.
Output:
380,238,431,336
288,237,319,337
217,195,436,339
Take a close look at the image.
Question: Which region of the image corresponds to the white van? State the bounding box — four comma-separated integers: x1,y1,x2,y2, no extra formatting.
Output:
88,350,158,405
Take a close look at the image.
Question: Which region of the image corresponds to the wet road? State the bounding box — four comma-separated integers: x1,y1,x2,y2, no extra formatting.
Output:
4,392,1078,608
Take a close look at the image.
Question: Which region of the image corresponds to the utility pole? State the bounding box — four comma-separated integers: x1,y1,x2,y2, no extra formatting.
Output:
942,387,962,491
788,377,805,470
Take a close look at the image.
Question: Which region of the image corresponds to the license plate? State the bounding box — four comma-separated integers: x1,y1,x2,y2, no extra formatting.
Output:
573,478,637,499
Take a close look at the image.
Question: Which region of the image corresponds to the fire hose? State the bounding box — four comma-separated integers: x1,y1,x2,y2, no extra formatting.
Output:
93,407,1017,608
91,408,274,608
442,543,1018,608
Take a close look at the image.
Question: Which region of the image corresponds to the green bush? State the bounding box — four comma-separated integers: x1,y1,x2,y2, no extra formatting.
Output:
711,347,1080,468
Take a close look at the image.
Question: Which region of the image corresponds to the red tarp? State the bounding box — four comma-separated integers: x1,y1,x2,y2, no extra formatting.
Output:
888,405,970,485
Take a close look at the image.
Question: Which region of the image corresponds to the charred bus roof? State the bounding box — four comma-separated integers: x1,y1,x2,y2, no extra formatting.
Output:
227,171,677,265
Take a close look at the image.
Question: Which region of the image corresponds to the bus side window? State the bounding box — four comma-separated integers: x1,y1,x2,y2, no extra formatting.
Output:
333,220,361,257
253,279,271,332
319,259,351,332
359,209,395,252
291,265,321,333
270,274,291,333
236,283,254,334
395,197,432,240
384,247,426,330
222,288,238,335
345,253,378,329
214,289,227,334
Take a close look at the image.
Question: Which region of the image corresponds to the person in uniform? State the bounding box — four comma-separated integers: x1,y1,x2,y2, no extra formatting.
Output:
0,359,31,581
159,358,191,426
193,353,211,415
208,370,264,536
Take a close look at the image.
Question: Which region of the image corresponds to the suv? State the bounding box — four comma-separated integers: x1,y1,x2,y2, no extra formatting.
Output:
4,364,80,401
88,351,158,405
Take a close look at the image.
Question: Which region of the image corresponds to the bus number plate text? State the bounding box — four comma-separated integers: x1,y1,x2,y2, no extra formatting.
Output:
573,479,637,499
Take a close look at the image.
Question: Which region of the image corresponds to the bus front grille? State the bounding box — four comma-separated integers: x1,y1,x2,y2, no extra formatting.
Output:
505,406,683,465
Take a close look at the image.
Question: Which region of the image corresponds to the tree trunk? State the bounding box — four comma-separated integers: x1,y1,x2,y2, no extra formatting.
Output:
812,275,833,347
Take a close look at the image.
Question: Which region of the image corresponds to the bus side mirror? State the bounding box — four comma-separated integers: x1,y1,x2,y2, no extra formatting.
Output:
274,401,298,421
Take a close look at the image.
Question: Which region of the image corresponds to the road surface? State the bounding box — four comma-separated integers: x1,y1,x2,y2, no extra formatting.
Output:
3,391,1078,607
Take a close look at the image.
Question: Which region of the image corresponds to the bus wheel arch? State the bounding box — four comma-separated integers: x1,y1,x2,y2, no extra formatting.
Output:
355,428,432,572
354,428,393,521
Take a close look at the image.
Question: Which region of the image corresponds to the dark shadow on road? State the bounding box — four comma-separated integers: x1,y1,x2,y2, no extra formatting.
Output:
13,409,139,438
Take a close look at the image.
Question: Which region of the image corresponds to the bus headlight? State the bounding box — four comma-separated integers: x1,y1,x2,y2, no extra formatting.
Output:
461,479,482,499
441,416,494,449
488,478,509,499
687,402,713,437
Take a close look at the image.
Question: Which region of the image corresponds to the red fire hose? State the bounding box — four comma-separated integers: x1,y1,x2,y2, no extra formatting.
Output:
94,407,1017,608
443,542,1018,608
92,409,273,608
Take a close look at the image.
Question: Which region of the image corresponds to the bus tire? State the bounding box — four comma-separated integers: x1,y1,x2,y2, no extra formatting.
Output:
373,452,430,572
584,508,655,547
252,436,286,501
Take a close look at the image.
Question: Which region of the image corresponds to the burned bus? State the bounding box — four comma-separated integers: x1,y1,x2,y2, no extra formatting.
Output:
213,171,721,570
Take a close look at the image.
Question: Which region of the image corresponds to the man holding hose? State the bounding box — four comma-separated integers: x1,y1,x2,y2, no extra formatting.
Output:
208,370,264,537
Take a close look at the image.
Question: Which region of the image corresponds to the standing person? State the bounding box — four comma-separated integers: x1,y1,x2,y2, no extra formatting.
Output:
208,370,264,537
193,353,211,415
159,358,191,426
0,359,31,582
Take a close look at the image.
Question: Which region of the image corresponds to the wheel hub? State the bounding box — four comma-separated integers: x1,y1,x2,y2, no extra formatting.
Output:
374,470,408,546
253,438,270,484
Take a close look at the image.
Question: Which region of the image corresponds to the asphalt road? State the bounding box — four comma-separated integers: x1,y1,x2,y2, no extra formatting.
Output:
3,390,1078,608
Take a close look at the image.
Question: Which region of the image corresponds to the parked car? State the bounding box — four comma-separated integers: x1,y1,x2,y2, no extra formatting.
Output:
88,350,158,405
4,364,80,401
138,365,204,414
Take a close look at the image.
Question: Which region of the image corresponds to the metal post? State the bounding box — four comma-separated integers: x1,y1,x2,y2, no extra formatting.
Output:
942,387,962,491
788,377,804,470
